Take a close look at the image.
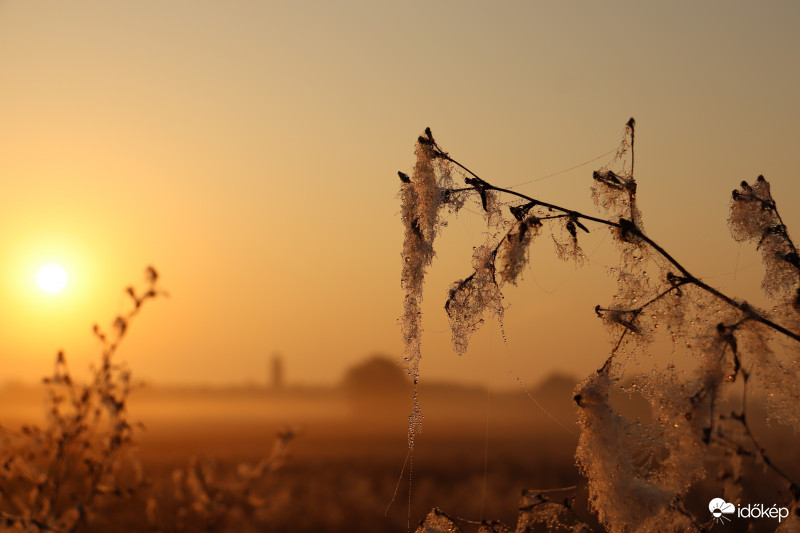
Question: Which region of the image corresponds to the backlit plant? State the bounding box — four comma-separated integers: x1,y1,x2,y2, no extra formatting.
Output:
399,120,800,532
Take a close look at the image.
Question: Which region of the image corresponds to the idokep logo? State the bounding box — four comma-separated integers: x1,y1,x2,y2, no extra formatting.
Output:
709,497,790,525
709,498,735,524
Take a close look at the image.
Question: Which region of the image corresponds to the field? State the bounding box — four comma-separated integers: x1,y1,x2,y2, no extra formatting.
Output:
2,375,795,532
1,377,582,532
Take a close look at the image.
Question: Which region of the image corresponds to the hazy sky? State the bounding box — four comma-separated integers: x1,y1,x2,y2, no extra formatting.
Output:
1,1,798,388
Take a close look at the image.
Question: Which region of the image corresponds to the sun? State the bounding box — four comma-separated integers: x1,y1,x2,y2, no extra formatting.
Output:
37,264,68,294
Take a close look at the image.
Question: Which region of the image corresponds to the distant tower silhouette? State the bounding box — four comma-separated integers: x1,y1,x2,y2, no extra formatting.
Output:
270,353,284,389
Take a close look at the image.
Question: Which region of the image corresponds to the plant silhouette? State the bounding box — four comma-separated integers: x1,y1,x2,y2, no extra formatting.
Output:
399,120,800,532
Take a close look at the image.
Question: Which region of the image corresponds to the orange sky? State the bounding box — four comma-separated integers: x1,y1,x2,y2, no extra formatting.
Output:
0,1,798,388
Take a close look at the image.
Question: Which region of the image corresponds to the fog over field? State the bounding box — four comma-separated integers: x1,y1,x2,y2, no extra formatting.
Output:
1,1,799,531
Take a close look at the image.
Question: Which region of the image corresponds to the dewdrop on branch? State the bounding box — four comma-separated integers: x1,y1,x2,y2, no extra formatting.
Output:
399,130,466,378
574,369,705,533
552,216,586,266
729,176,800,301
497,216,541,284
445,243,505,356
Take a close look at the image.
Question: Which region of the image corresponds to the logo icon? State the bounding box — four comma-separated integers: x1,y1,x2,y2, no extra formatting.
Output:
709,498,735,524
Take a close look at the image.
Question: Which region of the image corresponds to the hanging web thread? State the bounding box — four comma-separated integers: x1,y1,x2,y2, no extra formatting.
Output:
507,148,617,189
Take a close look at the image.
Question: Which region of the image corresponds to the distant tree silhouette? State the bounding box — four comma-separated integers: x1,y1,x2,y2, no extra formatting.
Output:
342,354,411,395
341,355,411,416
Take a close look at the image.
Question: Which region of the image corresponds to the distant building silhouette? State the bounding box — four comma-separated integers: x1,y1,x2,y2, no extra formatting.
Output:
270,353,284,389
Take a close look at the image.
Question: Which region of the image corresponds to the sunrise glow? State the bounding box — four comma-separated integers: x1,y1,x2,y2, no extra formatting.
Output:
36,264,68,294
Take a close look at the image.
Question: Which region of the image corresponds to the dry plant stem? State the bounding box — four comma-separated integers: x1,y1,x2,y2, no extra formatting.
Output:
435,149,800,347
671,499,709,533
692,319,800,502
450,145,800,510
0,267,166,533
749,180,800,262
70,273,164,531
733,374,800,497
164,428,295,532
407,123,800,532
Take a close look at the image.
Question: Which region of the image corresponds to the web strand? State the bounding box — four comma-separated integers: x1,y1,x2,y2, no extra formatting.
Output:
506,148,617,189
